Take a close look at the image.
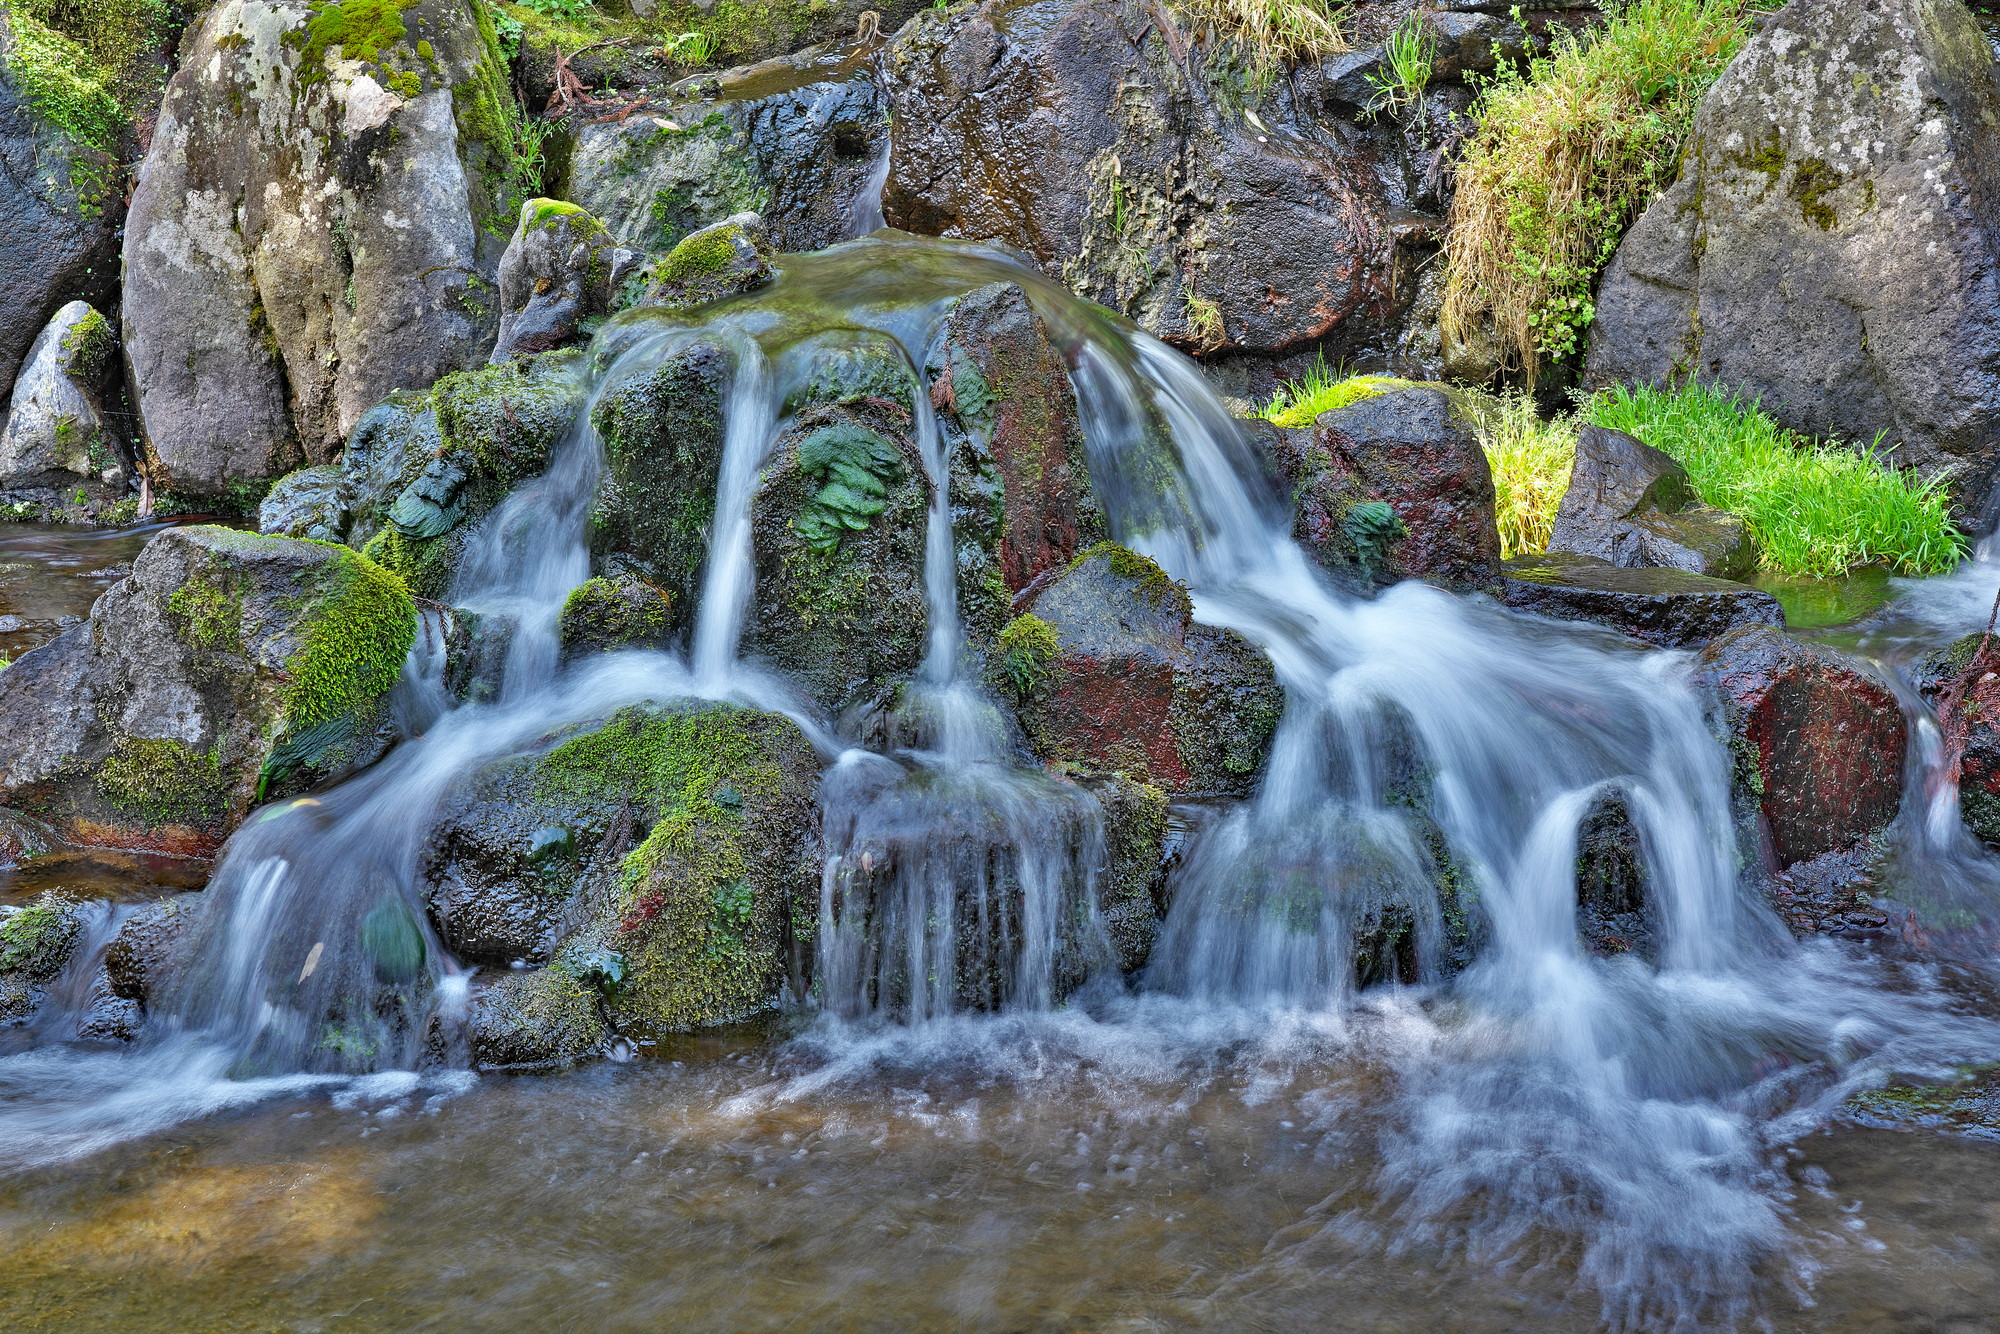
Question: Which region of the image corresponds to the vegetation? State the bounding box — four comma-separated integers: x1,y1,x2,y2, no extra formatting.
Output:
1259,358,1400,429
792,423,906,554
1365,11,1435,121
1477,392,1580,559
284,545,417,730
995,613,1059,702
1168,0,1346,65
1590,383,1966,577
0,894,80,977
1442,0,1751,377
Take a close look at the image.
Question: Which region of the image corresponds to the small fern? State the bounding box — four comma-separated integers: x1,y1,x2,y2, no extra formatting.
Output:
793,424,906,554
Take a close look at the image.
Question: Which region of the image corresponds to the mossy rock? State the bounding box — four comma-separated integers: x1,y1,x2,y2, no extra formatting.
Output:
0,891,85,1022
639,213,775,310
559,572,673,658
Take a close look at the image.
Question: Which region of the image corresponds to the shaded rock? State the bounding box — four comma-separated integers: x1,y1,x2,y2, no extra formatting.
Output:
1078,769,1169,973
491,199,640,362
1573,791,1655,959
558,573,673,660
1698,624,1906,868
441,605,515,705
0,807,59,870
258,465,360,542
1547,425,1758,580
1004,543,1283,795
1501,552,1783,649
563,42,887,255
451,701,822,1066
1585,0,2000,519
1257,386,1502,590
1914,631,2000,849
102,896,197,1003
0,526,415,855
639,213,776,309
0,891,83,1022
0,301,129,491
76,970,144,1041
123,0,515,501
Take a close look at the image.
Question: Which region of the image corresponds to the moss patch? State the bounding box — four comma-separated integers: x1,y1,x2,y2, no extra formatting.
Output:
284,545,415,731
0,893,81,978
167,566,245,653
96,735,229,825
1069,541,1190,613
995,612,1058,703
292,0,419,86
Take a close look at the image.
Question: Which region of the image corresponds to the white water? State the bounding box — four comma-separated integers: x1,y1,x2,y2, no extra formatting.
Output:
4,236,2000,1327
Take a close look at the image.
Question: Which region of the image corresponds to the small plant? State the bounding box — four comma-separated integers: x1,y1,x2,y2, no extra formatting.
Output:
492,7,524,58
1344,500,1407,579
571,949,627,998
1184,291,1224,349
704,880,754,960
1475,391,1580,558
1168,0,1347,68
792,424,906,554
995,613,1060,702
493,94,554,237
660,29,715,65
521,0,594,20
1260,356,1397,429
1365,13,1435,122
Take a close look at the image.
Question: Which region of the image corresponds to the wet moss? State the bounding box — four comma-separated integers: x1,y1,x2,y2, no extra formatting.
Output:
96,735,229,825
167,565,244,653
0,892,82,978
476,961,607,1067
1849,1064,2000,1134
558,574,671,655
1069,541,1191,615
283,544,416,731
432,350,586,485
994,612,1058,703
659,224,740,282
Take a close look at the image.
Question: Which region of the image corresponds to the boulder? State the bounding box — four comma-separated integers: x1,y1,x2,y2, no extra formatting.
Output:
490,200,640,362
0,11,125,403
0,808,59,870
1585,0,2000,519
0,891,84,1022
0,301,130,493
449,701,823,1067
0,526,415,855
1000,543,1284,796
638,213,777,310
102,896,198,1004
1913,630,2000,848
1500,552,1783,649
1698,624,1906,868
558,573,673,660
1079,769,1169,972
1547,425,1756,579
122,0,518,502
563,42,887,255
1255,386,1503,590
880,0,1400,356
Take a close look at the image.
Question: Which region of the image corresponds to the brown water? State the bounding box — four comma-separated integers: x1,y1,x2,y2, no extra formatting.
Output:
0,518,241,663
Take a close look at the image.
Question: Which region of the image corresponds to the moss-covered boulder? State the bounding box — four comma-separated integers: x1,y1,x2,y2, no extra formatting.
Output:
998,542,1283,796
0,891,84,1022
638,213,776,310
558,573,673,659
450,701,822,1068
122,0,521,502
491,199,641,362
744,401,931,713
0,525,415,856
0,301,131,500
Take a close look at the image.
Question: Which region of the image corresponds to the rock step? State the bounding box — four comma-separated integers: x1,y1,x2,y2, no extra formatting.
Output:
1499,552,1783,649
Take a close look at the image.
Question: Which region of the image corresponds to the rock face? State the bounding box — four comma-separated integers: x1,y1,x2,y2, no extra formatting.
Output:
491,200,640,362
1501,552,1784,649
0,526,414,856
102,897,197,1005
558,574,672,660
1001,543,1283,795
122,0,516,501
1256,387,1503,590
1698,624,1907,868
453,702,822,1067
1547,426,1756,579
1914,631,2000,848
1585,0,2000,518
0,302,129,490
563,42,887,255
0,892,84,1022
0,12,124,403
880,0,1398,357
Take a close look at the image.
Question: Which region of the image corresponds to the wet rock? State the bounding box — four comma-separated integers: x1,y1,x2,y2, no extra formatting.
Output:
744,399,931,712
0,891,83,1022
102,897,198,1003
0,12,125,403
0,302,130,492
1547,426,1756,579
1077,769,1169,972
452,701,822,1066
0,807,59,871
1500,552,1784,649
1585,0,2000,519
881,0,1398,356
1004,543,1283,796
558,574,674,660
563,43,887,255
491,199,640,362
442,606,515,705
1698,624,1907,868
0,525,415,855
1573,792,1655,959
638,213,776,310
75,969,144,1042
123,0,513,501
258,465,361,542
1914,631,2000,849
1765,835,1889,939
1257,386,1503,590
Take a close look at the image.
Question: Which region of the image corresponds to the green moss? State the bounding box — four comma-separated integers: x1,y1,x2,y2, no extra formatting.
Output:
283,545,415,731
1262,364,1404,429
360,526,460,600
4,10,124,207
290,0,418,86
528,197,586,230
659,225,740,283
96,735,229,825
167,566,244,653
995,613,1059,703
0,893,80,976
56,307,115,381
432,350,586,485
1849,1064,2000,1133
559,575,671,653
1789,155,1841,231
1069,541,1188,611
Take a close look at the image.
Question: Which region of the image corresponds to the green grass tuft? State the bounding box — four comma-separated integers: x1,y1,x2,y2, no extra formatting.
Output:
1475,392,1580,559
1260,359,1402,429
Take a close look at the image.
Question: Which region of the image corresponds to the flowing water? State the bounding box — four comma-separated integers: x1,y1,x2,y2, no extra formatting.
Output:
3,235,2000,1331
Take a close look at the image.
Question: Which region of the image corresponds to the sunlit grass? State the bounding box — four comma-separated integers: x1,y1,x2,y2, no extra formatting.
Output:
1474,393,1579,559
1259,359,1400,429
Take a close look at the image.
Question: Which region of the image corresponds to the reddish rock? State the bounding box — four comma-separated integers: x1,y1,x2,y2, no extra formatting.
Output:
1254,386,1502,590
1913,631,2000,848
1001,543,1283,795
1698,625,1906,867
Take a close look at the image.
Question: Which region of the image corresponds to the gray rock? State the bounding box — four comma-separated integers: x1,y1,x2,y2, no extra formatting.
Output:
491,200,640,362
102,897,197,1003
1547,425,1757,579
1585,0,2000,520
122,0,513,501
638,213,776,310
1500,551,1784,649
0,15,122,404
0,525,415,855
258,464,359,541
0,301,127,489
0,808,59,870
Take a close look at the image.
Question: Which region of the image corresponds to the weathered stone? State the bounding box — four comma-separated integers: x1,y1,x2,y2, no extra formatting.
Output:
123,0,514,500
1585,0,2000,519
558,573,673,659
0,302,129,491
0,526,415,855
491,199,640,362
1256,386,1503,590
1573,791,1654,959
1501,551,1783,649
0,891,84,1022
1547,425,1757,579
563,43,887,255
102,896,198,1003
0,808,59,870
639,213,776,310
1004,543,1283,795
1081,769,1169,972
258,465,360,541
1914,631,2000,849
1698,624,1907,868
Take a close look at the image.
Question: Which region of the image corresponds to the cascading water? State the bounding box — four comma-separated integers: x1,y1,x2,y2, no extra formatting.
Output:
4,233,2000,1327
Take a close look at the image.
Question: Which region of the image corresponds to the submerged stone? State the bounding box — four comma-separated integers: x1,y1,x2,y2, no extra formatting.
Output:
1500,552,1785,649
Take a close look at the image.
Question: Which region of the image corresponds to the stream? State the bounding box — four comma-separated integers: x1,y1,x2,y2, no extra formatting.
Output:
4,235,2000,1332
